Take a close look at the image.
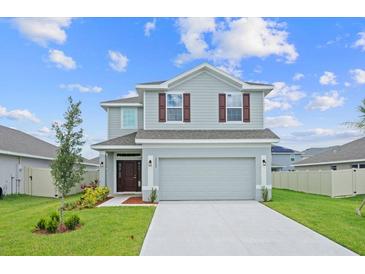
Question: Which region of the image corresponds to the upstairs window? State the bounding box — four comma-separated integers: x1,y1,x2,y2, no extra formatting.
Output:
121,108,137,129
167,93,183,122
290,154,295,161
227,93,242,122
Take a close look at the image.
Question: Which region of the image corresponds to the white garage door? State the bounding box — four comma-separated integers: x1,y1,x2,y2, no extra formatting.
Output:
159,157,255,200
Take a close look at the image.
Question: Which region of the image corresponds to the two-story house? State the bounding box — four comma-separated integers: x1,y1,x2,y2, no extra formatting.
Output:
91,63,279,201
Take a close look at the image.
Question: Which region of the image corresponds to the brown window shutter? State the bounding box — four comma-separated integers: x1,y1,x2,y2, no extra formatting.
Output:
158,93,166,122
183,93,191,122
243,93,250,122
218,93,226,122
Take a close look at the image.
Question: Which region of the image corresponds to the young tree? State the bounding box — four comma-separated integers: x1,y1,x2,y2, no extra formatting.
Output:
51,97,85,227
346,99,365,216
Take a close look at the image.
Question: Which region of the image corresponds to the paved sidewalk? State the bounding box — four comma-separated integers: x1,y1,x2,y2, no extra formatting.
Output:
141,201,357,256
97,196,132,207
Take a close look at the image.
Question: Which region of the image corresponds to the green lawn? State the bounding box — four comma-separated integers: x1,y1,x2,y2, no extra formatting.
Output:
265,189,365,255
0,195,155,255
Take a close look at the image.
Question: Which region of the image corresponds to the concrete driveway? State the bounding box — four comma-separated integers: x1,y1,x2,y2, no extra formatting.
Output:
140,201,356,256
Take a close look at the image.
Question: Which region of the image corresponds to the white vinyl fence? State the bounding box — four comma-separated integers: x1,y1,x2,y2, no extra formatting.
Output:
24,167,99,198
272,169,365,197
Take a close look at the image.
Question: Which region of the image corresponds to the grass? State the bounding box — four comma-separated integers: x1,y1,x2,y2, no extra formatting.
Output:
0,194,155,255
264,189,365,255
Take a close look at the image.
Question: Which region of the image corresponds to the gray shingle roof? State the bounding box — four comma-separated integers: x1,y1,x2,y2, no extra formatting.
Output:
92,132,137,146
295,137,365,165
0,124,58,158
138,80,166,85
136,129,279,140
101,96,140,104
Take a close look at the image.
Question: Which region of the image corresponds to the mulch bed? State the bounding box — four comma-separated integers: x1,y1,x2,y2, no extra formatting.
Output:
33,224,82,235
122,196,157,205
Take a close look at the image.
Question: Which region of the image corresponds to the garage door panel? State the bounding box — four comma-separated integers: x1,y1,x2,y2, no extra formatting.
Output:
159,158,255,200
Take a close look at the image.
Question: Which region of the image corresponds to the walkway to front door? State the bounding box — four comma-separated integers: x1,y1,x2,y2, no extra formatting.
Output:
116,160,141,192
140,201,356,256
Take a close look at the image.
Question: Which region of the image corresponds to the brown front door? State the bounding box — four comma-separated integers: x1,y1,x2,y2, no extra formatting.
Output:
117,160,141,192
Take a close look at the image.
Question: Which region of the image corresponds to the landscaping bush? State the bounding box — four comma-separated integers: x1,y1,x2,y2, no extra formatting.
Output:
50,211,60,223
36,218,46,230
63,201,77,211
64,214,80,230
81,179,99,190
80,186,109,208
46,219,58,233
150,187,157,203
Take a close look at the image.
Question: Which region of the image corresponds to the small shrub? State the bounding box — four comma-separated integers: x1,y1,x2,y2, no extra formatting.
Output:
261,186,269,202
50,211,60,222
36,218,46,230
80,186,109,208
81,179,99,190
63,201,77,211
65,214,80,230
46,219,58,233
150,187,157,203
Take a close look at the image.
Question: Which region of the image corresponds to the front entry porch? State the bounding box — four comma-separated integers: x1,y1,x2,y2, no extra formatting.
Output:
116,160,141,192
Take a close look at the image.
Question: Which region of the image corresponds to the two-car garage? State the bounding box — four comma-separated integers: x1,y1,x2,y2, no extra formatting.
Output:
158,157,256,200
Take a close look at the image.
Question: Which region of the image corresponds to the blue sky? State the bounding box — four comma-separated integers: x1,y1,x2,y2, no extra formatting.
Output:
0,17,365,158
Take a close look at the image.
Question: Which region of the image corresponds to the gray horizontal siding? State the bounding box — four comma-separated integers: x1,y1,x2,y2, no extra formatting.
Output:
144,71,264,130
108,107,143,139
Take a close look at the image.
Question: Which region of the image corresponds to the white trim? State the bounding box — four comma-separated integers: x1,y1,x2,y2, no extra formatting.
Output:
101,103,143,107
113,152,116,194
256,185,272,190
0,149,99,167
135,138,279,144
226,92,243,123
121,107,138,129
294,158,365,167
143,127,266,130
147,155,154,187
142,185,159,191
166,92,183,122
0,149,54,161
261,155,267,186
91,145,142,150
143,91,146,129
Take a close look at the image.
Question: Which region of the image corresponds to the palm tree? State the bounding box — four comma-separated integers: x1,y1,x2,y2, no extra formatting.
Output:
347,99,365,216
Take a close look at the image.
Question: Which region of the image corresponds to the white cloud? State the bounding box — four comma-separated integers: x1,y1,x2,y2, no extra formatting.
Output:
265,81,306,111
108,50,128,72
353,32,365,51
48,49,76,70
12,18,72,46
289,127,362,140
268,82,306,101
306,91,344,111
264,98,291,111
175,17,216,66
293,73,304,81
344,82,351,87
350,68,365,84
123,90,138,98
265,115,301,128
0,105,40,123
144,19,156,37
38,126,52,134
60,83,102,93
175,17,298,74
319,71,337,85
216,63,242,78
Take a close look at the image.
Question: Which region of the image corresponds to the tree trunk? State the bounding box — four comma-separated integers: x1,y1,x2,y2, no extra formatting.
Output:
356,198,365,216
60,194,65,224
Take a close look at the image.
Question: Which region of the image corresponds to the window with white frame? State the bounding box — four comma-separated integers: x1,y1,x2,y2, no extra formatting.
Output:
167,93,183,122
121,108,137,129
227,93,242,122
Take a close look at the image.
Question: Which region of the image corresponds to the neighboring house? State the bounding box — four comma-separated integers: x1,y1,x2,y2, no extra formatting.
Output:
0,124,99,195
271,145,303,171
294,136,365,170
300,146,339,160
92,63,279,201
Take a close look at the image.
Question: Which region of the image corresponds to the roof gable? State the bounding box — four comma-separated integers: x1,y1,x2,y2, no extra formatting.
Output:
136,63,273,93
